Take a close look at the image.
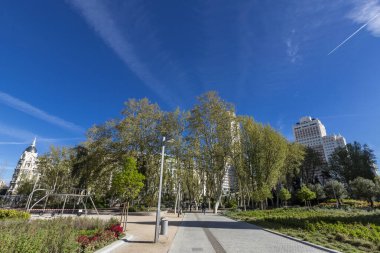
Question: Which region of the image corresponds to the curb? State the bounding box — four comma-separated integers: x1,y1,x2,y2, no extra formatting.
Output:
94,234,133,253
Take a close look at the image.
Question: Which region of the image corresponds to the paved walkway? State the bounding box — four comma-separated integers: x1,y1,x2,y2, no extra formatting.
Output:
112,212,183,253
169,212,331,253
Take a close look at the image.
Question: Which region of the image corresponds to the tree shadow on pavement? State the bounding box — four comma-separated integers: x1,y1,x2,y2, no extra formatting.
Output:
127,220,261,230
123,239,154,244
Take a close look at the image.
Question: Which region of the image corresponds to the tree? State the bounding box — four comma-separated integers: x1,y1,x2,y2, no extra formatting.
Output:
300,148,323,184
240,117,288,209
15,176,35,195
118,98,165,208
350,177,376,207
281,143,305,189
37,146,74,193
329,142,377,184
81,120,123,205
276,143,305,207
324,180,347,208
279,188,291,207
308,183,326,204
188,91,235,213
297,185,316,207
111,157,145,230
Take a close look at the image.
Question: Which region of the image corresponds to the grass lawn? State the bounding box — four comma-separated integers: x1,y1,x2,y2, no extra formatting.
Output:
226,207,380,253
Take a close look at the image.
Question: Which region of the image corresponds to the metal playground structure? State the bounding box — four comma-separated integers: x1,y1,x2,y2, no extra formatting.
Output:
25,188,99,216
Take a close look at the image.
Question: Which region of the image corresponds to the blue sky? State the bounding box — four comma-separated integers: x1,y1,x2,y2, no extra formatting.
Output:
1,0,380,182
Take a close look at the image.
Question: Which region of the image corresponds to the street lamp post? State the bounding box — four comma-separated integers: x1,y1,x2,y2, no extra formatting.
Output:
154,136,166,243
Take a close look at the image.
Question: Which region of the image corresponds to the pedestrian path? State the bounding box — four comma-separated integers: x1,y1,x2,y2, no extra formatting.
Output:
169,212,334,253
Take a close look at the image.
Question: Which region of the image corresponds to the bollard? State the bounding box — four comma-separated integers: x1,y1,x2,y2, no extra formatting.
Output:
160,217,168,236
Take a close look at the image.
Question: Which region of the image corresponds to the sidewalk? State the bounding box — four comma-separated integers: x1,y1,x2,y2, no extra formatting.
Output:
169,212,334,253
112,212,183,253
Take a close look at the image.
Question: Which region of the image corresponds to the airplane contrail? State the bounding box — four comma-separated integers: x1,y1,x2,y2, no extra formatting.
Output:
328,13,380,55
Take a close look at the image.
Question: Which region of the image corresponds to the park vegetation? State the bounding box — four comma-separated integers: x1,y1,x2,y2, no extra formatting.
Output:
8,91,378,213
227,208,380,252
0,210,122,252
2,91,380,252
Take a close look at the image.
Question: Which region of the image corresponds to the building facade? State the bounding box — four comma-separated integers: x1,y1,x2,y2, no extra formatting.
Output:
293,116,346,163
7,139,38,195
322,134,347,162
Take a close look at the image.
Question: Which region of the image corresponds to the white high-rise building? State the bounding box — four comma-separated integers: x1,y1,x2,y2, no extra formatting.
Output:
293,116,327,161
322,135,346,162
7,138,38,195
293,116,346,163
222,112,239,194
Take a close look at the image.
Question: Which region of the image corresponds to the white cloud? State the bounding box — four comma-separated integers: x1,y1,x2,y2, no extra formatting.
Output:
0,91,84,133
328,1,380,55
0,122,82,144
349,0,380,37
286,38,300,63
0,142,30,145
68,0,177,107
0,122,36,141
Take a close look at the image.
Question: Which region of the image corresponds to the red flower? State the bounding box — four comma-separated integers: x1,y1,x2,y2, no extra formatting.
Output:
108,224,123,238
77,235,90,246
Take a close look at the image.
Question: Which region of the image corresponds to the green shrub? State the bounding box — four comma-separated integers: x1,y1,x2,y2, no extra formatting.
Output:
226,208,380,253
225,199,238,209
0,209,30,220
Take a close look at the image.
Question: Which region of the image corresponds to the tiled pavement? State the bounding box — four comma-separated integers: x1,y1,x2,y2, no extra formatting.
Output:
169,212,334,253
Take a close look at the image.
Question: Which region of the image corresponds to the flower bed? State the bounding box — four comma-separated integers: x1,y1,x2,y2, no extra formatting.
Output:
0,216,123,253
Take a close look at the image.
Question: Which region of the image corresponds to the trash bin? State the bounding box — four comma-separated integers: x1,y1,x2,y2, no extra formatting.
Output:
160,217,168,236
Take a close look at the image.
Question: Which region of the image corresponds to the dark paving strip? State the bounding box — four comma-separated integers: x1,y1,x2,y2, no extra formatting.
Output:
195,213,227,253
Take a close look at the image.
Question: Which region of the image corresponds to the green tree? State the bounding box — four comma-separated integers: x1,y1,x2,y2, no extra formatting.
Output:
329,142,377,184
350,177,376,207
188,91,235,213
118,98,165,208
279,188,291,207
276,143,305,207
15,175,35,196
37,146,73,193
282,143,305,189
111,157,145,230
324,180,347,208
300,148,323,184
308,183,326,204
240,117,288,209
82,120,123,205
297,185,316,207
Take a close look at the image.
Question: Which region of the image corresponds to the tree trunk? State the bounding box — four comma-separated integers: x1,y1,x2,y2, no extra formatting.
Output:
214,191,222,214
174,188,179,214
126,201,129,227
276,184,280,208
120,201,129,232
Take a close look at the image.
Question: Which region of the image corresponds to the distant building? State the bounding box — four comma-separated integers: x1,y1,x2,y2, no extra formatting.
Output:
7,138,38,195
322,134,346,162
293,116,346,163
222,164,237,194
222,112,239,194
